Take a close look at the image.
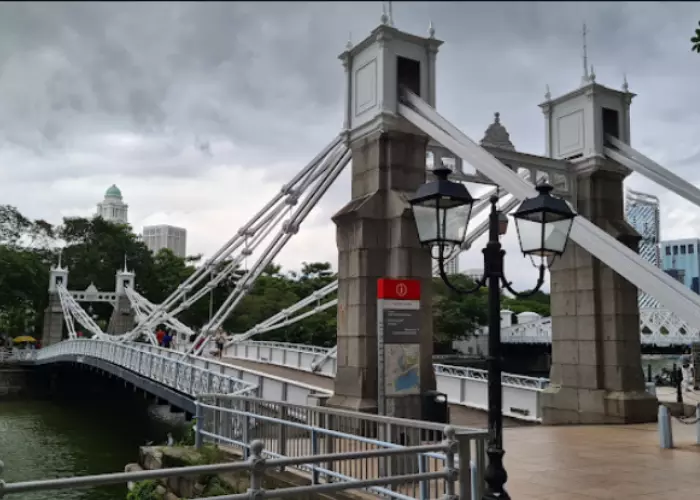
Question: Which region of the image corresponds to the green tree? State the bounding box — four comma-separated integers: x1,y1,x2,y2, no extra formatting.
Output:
692,21,700,53
432,275,488,348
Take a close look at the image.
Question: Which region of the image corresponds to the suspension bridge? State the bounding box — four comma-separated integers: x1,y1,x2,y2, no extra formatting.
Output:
3,16,700,499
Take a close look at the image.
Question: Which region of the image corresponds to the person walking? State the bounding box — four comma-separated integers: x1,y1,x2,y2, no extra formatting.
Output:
162,331,173,349
215,329,226,359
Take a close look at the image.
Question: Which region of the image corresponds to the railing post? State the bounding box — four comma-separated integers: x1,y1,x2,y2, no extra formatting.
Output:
456,431,473,500
474,435,486,499
324,413,335,480
278,404,288,470
247,440,266,498
194,401,204,450
442,426,458,500
242,400,251,460
311,429,319,485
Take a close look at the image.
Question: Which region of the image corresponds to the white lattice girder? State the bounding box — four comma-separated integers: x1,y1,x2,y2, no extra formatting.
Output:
497,308,698,346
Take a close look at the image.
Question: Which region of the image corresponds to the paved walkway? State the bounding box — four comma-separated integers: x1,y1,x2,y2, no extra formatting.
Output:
221,356,532,428
505,420,700,499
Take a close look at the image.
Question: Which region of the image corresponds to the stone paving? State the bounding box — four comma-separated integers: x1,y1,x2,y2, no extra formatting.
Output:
505,421,700,499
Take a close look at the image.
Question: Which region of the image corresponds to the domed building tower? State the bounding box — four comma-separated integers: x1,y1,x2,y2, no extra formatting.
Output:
96,184,128,224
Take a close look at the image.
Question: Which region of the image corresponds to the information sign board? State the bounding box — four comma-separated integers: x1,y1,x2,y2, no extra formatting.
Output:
377,278,421,415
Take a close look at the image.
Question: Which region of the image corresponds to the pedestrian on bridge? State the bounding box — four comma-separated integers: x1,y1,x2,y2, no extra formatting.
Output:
162,331,173,349
215,329,226,358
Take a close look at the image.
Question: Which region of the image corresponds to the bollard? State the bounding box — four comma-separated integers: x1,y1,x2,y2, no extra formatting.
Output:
658,405,673,449
696,404,700,446
647,364,652,383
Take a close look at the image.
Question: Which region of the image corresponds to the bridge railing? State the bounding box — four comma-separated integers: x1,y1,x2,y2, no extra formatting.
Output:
434,364,547,421
195,393,488,499
137,343,333,406
224,340,547,421
0,434,469,499
225,340,337,376
32,340,260,398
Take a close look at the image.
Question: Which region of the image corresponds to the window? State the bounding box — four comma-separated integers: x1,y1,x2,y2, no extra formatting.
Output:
681,245,686,255
665,246,671,256
673,245,678,255
602,108,620,140
690,245,695,254
397,56,421,97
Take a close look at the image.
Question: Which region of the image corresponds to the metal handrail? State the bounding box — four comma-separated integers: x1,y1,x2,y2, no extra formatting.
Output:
0,438,456,499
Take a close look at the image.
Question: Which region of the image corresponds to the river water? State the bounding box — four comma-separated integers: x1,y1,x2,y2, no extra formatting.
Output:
0,397,186,500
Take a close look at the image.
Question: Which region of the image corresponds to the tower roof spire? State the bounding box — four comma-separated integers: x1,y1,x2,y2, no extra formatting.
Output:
581,23,590,86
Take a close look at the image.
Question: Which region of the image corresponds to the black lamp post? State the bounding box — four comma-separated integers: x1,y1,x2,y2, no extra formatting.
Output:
408,167,577,500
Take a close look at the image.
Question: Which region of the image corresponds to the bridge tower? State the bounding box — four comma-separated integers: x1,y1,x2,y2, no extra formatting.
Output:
540,71,658,423
326,17,441,418
42,260,69,346
107,262,136,334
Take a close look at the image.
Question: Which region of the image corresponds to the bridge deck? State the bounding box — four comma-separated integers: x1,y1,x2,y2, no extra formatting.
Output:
221,356,530,428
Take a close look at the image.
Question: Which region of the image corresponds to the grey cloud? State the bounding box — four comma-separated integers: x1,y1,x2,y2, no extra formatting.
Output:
0,1,699,284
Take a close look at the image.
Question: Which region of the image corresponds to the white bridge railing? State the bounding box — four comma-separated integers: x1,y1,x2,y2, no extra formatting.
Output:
497,309,700,346
21,340,332,408
225,340,547,421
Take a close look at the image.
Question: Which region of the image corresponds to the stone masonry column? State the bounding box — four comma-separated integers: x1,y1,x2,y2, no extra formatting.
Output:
542,165,658,424
327,130,436,416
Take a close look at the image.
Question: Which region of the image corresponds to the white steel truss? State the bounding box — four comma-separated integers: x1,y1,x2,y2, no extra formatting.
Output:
398,89,700,331
56,285,109,340
118,135,346,347
187,142,352,356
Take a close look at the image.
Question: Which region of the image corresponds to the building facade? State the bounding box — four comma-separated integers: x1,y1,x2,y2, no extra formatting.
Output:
661,238,700,294
142,225,188,258
625,189,661,308
96,185,128,224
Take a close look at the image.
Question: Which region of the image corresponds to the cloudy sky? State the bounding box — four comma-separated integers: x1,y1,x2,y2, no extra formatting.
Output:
1,1,699,291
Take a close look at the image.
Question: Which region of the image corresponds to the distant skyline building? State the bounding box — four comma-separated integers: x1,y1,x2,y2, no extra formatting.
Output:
142,224,188,258
96,184,128,224
661,238,700,294
625,189,661,308
433,256,459,277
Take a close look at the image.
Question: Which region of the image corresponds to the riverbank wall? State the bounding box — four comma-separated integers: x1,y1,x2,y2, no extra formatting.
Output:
0,365,33,397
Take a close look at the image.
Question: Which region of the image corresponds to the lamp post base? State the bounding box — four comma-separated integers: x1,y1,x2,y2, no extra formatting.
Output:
481,446,511,500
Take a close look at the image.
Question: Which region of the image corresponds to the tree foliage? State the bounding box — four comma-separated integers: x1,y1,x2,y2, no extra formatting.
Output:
0,205,550,348
692,21,700,53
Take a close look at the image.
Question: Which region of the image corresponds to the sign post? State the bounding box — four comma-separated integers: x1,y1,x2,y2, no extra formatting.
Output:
377,278,421,417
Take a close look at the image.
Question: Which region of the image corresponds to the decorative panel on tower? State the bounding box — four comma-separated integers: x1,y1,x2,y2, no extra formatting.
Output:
540,82,634,161
340,23,442,143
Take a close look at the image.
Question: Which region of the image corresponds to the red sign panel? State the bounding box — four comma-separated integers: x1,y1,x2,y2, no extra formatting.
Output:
377,278,421,300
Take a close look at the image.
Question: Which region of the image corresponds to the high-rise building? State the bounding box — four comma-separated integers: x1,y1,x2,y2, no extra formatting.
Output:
660,238,700,294
625,189,661,308
433,255,459,277
142,225,188,258
96,184,128,224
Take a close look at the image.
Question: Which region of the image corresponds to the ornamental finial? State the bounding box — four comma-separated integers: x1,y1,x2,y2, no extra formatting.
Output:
428,20,435,38
380,3,389,25
346,32,353,51
622,73,629,92
544,84,551,101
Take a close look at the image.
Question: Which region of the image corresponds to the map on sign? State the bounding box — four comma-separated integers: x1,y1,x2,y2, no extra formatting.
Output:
384,344,420,395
